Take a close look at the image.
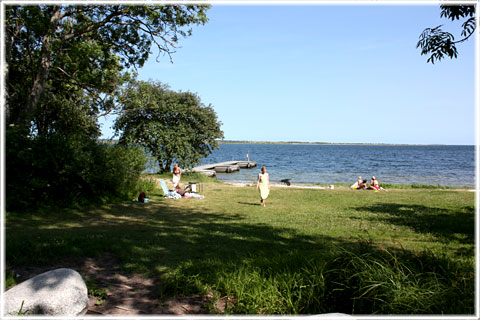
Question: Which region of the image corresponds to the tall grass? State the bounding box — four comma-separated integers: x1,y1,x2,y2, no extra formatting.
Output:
323,241,474,315
379,183,468,189
313,182,469,189
166,240,474,315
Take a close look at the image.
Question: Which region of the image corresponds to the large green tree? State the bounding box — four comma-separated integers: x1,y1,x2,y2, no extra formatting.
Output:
114,80,224,172
4,5,210,210
5,4,209,135
417,5,476,64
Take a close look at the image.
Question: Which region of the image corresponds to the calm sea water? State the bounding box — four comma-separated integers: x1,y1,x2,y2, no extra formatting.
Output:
199,144,475,187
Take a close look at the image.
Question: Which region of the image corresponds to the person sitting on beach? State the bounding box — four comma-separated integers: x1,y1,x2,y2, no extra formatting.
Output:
351,176,367,189
358,176,368,189
367,176,380,190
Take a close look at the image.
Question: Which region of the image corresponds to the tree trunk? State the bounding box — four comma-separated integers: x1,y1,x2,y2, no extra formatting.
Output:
156,158,166,174
4,8,21,127
23,6,63,124
4,55,11,127
164,154,173,175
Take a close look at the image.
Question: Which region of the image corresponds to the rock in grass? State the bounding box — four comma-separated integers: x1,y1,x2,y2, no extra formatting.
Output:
3,268,88,316
312,314,354,318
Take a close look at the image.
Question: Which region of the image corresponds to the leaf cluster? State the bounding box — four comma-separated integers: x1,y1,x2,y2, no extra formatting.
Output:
440,4,475,21
417,25,458,64
417,5,475,64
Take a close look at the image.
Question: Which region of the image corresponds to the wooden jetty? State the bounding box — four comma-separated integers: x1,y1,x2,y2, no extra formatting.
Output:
190,161,257,177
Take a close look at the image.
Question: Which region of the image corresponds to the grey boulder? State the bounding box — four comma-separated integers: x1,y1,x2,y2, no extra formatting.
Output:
4,268,88,316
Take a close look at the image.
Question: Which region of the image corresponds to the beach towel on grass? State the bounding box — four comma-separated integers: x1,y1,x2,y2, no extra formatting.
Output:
167,192,182,199
184,193,204,199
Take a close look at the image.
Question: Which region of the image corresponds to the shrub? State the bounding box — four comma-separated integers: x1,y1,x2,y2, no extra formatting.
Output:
135,176,158,198
94,143,149,201
6,128,149,211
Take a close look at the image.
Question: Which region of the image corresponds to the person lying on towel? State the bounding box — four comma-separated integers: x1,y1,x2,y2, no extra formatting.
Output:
175,185,204,199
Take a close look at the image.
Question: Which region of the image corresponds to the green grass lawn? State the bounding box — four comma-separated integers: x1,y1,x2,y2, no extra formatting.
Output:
5,181,475,315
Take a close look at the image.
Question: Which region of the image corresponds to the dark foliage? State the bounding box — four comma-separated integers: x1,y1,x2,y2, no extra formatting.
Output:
6,126,147,212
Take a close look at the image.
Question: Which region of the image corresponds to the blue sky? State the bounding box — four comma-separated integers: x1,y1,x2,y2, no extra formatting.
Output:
99,4,477,145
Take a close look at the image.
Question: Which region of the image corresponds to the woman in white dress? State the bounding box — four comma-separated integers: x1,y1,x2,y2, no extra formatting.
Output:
172,163,182,188
256,166,270,207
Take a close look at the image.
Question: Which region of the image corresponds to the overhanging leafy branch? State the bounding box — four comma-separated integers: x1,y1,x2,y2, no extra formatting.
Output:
417,5,476,64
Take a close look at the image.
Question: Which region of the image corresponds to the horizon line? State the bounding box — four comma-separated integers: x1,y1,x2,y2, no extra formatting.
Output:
96,138,474,146
216,140,474,146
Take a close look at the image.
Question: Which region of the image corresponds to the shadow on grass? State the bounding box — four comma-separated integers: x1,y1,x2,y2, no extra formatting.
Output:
7,198,343,272
5,197,475,315
352,203,474,243
237,202,261,206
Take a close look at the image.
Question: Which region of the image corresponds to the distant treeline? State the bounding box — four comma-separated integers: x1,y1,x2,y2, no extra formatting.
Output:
99,139,451,147
216,140,444,146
